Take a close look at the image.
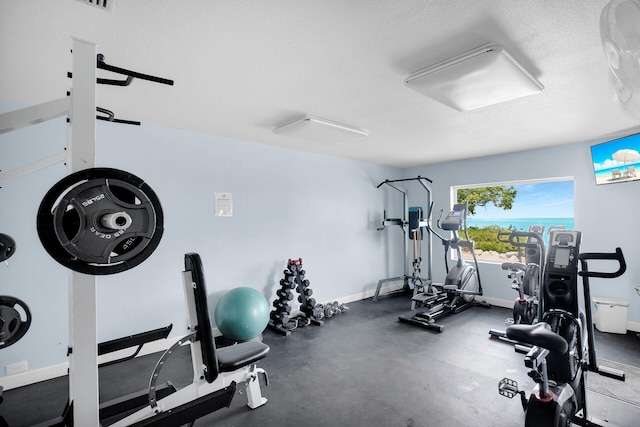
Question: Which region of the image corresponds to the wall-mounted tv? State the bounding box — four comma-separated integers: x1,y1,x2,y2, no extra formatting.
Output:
591,132,640,185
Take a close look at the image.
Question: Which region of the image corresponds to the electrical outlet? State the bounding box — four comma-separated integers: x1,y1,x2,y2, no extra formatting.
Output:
6,360,28,375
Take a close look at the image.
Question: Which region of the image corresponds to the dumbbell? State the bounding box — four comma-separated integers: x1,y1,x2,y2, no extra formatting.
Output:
324,302,339,318
272,301,292,312
277,289,295,300
280,278,295,289
297,288,314,303
312,303,325,320
270,312,290,325
323,301,349,318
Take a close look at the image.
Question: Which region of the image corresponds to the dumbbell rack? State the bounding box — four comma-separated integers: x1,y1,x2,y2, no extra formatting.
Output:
269,258,323,336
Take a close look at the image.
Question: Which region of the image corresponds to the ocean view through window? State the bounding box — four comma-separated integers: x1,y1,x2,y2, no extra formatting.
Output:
455,179,575,262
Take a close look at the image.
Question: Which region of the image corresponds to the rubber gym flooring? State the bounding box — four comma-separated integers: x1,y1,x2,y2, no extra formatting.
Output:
1,295,640,426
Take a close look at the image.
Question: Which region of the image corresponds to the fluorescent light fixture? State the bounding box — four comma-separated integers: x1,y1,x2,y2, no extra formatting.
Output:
273,115,368,143
404,43,543,111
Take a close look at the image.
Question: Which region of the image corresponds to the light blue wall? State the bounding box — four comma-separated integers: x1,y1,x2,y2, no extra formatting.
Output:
2,96,639,379
405,143,640,326
0,99,401,374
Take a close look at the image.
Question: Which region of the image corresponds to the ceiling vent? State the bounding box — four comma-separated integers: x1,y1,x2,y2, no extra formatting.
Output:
74,0,114,12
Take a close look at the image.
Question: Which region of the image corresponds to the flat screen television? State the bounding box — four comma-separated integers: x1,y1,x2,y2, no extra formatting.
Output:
590,132,640,185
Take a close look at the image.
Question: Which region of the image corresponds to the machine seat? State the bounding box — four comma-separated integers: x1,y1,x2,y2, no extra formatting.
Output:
217,340,270,372
506,322,568,354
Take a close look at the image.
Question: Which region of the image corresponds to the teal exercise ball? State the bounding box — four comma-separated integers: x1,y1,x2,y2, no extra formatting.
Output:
214,287,269,341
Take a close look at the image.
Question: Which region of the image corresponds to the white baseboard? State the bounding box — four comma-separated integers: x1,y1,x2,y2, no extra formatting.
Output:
0,361,69,391
626,320,640,333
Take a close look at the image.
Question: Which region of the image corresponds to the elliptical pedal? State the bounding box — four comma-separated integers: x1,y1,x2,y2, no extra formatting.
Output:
411,292,438,304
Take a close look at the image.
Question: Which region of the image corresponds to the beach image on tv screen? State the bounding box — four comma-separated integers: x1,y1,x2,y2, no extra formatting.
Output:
591,133,640,185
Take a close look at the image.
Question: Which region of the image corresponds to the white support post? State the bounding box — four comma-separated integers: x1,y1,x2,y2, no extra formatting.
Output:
0,37,102,426
68,38,97,172
67,38,99,427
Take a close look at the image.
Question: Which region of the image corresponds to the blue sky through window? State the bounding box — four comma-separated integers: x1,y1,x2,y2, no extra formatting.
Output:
465,180,574,219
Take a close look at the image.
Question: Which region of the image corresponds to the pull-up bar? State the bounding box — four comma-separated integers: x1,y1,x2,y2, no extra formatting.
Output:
68,53,175,87
376,175,433,188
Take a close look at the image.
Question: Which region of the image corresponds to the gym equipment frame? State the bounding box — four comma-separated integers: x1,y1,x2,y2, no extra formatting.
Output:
108,253,269,426
373,176,433,306
0,38,172,426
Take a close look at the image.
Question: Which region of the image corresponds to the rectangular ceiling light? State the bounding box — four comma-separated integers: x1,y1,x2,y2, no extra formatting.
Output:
404,43,543,111
273,115,368,143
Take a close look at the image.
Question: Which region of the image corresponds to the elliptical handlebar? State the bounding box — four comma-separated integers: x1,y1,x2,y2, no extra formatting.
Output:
501,262,528,272
578,248,626,278
578,247,626,374
496,229,512,243
498,229,543,247
435,209,445,230
499,230,545,250
497,229,546,268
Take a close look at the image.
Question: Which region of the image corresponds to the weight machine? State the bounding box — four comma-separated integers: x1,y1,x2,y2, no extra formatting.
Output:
373,176,433,309
107,253,269,426
0,39,173,426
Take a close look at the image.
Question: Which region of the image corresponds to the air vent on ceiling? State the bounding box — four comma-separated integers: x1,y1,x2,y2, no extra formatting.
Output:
74,0,114,12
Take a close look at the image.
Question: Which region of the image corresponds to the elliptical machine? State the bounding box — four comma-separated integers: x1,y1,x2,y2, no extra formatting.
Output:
399,203,490,332
498,229,627,427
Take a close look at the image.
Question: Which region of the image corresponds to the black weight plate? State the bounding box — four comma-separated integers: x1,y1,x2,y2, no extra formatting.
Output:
0,234,16,262
37,168,164,275
0,296,32,349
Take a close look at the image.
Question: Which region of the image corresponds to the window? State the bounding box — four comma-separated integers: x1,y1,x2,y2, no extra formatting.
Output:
454,179,575,262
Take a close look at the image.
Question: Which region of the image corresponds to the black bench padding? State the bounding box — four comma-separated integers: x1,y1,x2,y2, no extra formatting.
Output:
185,253,219,383
217,341,270,372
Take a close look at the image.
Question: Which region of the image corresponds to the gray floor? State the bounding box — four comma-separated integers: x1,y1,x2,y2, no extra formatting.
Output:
1,295,640,426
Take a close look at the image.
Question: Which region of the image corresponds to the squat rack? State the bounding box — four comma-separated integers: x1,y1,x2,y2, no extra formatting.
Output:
0,38,172,426
373,176,433,308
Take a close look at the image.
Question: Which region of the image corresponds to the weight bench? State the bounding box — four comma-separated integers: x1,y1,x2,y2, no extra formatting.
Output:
110,253,270,426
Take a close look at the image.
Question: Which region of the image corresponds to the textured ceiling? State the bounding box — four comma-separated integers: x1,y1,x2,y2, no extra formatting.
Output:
1,0,639,168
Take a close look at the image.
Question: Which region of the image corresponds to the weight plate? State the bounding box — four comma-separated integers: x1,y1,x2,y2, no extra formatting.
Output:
37,168,164,275
0,234,16,262
0,296,32,349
